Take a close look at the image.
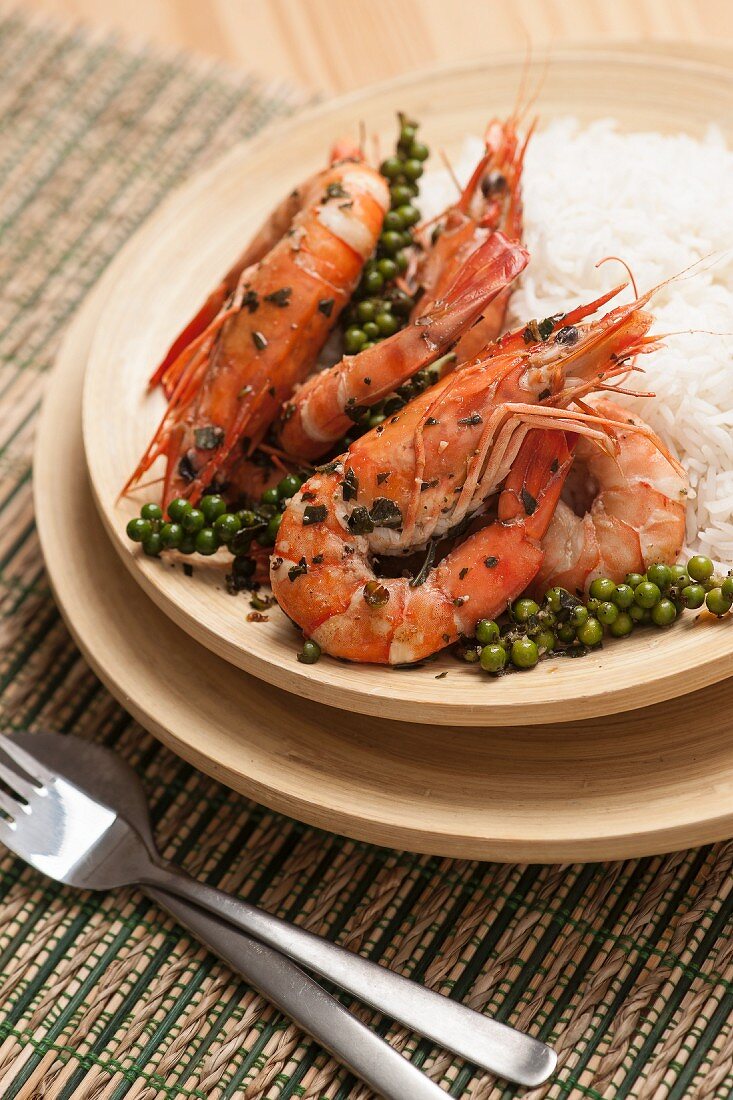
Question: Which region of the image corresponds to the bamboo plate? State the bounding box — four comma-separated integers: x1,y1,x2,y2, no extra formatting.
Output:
83,48,733,727
35,262,733,862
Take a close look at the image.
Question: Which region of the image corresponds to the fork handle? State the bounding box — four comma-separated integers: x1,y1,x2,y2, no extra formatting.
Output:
145,886,445,1100
144,863,555,1087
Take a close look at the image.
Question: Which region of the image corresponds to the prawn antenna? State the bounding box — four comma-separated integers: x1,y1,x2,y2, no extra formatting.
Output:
596,255,639,299
439,148,463,197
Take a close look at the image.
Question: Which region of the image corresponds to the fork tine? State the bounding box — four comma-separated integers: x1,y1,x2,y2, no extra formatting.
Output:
0,734,54,785
0,757,38,803
0,788,21,822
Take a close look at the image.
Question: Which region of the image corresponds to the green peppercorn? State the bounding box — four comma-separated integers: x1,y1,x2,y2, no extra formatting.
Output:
544,586,566,613
261,487,279,506
609,611,634,638
475,618,500,645
167,497,192,522
597,601,619,626
277,473,302,499
298,639,321,664
688,555,714,582
159,522,183,550
363,321,380,340
646,562,672,590
195,528,219,555
512,598,539,623
629,604,651,623
409,141,430,162
142,533,162,557
706,587,733,616
634,580,661,609
375,311,399,336
535,629,556,653
577,617,603,647
681,583,705,609
380,230,403,255
625,572,645,590
344,326,367,354
722,576,733,601
213,513,241,544
126,517,152,543
480,643,507,673
395,203,420,226
555,623,576,644
181,508,205,534
511,637,539,669
357,299,378,323
178,535,197,555
266,513,283,542
669,564,689,582
383,210,403,231
140,502,163,522
611,583,635,609
198,494,225,524
239,509,258,528
402,158,423,181
651,597,677,627
589,576,616,601
363,270,384,294
380,155,403,179
570,604,589,628
390,183,413,207
398,122,416,147
377,258,398,281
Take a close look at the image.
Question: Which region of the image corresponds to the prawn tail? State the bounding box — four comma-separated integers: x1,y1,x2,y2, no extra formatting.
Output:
498,428,576,541
148,283,229,392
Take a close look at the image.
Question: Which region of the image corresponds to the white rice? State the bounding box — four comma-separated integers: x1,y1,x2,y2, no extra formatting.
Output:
420,120,733,563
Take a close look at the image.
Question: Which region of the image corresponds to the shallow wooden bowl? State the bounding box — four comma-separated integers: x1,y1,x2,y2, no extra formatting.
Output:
36,258,733,862
83,47,733,726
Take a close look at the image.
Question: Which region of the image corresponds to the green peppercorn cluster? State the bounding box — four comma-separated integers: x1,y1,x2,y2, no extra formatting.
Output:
341,114,428,357
125,472,303,572
462,555,733,675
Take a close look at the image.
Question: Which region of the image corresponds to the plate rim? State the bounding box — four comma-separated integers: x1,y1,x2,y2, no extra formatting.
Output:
81,44,733,727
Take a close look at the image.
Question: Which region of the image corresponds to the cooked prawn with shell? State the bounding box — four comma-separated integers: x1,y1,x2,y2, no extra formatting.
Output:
533,397,688,596
125,151,389,507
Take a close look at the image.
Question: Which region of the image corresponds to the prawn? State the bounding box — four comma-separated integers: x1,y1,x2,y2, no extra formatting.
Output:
272,289,659,664
149,140,365,395
412,115,530,361
277,231,529,461
532,397,688,596
125,153,389,508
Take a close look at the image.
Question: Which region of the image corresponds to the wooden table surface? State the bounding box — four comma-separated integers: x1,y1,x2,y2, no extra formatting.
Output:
20,0,733,94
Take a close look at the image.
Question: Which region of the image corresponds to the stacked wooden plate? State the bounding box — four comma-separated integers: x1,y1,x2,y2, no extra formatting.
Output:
36,47,733,862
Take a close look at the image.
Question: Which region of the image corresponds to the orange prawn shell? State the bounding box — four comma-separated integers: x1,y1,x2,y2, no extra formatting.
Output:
533,398,688,595
128,158,389,507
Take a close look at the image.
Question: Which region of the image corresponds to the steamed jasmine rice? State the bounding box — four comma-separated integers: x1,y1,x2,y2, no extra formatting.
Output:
421,119,733,563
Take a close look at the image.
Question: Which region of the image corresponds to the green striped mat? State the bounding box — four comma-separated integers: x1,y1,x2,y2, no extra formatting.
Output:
1,10,732,1098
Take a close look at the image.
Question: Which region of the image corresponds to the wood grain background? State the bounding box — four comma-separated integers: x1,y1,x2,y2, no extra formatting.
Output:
19,0,733,93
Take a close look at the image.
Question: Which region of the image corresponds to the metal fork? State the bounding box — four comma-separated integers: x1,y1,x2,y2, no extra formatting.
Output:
0,731,556,1092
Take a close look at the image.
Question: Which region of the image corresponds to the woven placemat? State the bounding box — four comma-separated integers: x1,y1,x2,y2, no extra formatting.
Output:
1,9,733,1098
